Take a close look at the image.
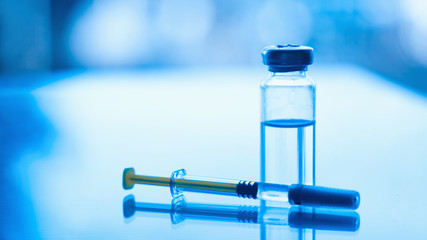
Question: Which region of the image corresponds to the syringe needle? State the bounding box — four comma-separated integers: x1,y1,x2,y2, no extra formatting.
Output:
123,168,360,210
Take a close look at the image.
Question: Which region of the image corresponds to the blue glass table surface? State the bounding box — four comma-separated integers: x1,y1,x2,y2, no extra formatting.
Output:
1,65,426,239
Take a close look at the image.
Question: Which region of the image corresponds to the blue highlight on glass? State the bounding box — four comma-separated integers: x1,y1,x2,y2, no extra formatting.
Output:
123,194,360,232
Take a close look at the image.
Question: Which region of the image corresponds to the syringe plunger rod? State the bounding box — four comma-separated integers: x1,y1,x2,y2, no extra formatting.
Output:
123,168,360,210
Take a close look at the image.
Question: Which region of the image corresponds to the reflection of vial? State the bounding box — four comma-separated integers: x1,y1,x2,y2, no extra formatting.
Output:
261,45,315,187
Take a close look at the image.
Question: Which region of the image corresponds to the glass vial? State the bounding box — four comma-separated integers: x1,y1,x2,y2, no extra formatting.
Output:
260,45,315,187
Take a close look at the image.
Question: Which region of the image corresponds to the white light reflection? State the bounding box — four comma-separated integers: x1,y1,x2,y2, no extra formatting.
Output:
69,0,150,67
358,0,401,28
399,0,427,67
255,0,312,45
155,0,214,46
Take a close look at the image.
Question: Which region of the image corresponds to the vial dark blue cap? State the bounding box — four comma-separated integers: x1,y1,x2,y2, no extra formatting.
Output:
262,45,313,72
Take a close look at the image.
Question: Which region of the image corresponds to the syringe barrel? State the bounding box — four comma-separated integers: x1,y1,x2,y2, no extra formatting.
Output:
257,182,290,202
170,169,240,197
169,170,360,209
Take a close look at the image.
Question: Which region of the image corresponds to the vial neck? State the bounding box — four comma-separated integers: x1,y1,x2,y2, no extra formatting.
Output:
268,70,307,78
268,65,307,73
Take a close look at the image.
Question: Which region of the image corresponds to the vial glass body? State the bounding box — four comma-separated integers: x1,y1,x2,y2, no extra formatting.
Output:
260,71,315,186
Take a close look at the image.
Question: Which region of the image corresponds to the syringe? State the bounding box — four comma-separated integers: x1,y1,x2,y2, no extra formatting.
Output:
123,168,360,209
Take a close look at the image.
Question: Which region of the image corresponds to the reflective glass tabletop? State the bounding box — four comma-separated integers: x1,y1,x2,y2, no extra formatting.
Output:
1,65,426,239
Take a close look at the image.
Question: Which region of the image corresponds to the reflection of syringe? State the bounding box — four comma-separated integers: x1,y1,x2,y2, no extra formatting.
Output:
123,168,360,209
123,195,360,231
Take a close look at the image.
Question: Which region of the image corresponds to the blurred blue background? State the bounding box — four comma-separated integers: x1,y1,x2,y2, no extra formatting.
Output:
1,1,427,239
1,0,427,92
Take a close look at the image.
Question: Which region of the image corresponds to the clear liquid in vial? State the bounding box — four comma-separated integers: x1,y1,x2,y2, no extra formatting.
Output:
261,119,315,186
